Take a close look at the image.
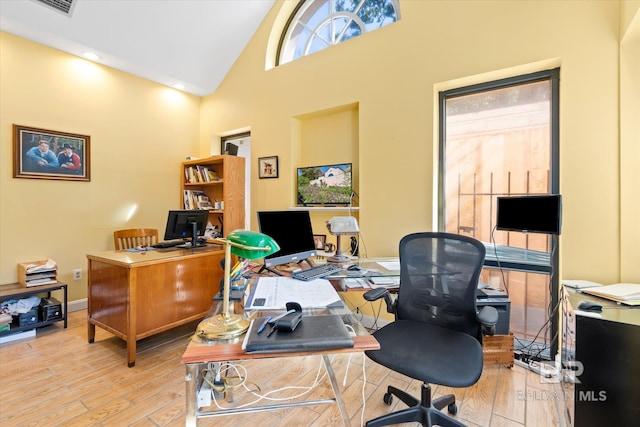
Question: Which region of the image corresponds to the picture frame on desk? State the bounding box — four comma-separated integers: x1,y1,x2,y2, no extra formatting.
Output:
313,234,326,250
13,124,91,182
258,156,279,179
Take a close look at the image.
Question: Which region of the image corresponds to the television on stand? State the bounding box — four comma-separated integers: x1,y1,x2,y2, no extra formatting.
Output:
257,210,317,275
163,210,209,248
296,163,353,206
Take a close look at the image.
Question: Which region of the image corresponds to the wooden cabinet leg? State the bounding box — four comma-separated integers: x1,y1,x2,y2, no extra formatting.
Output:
127,339,136,367
88,321,95,343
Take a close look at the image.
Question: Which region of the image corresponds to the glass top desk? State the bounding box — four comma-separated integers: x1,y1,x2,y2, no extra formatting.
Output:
264,257,401,291
326,257,400,291
180,278,379,426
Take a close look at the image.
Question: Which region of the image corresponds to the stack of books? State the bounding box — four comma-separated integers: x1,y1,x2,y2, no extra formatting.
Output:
184,165,219,183
0,313,12,333
183,190,214,210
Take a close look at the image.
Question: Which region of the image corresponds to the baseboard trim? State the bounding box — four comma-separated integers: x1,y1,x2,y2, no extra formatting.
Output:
68,298,87,312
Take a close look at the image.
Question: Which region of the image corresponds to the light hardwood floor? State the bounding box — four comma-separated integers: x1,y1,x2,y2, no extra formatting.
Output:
0,310,563,426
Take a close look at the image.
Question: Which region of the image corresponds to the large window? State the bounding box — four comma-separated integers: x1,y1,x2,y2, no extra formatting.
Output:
278,0,399,65
439,69,560,358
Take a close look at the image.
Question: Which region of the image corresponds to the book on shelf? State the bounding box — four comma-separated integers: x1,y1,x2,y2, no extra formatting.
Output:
196,192,213,210
183,190,214,210
184,165,220,184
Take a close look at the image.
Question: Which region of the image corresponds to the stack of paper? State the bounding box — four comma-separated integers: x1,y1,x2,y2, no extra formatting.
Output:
368,276,400,288
582,283,640,305
19,259,57,287
562,280,603,289
245,277,341,310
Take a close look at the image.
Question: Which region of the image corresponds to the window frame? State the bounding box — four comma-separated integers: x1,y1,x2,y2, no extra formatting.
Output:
276,0,400,66
437,68,561,356
438,68,560,237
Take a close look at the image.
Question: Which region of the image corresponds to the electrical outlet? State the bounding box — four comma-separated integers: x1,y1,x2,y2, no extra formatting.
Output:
73,269,82,280
197,381,213,407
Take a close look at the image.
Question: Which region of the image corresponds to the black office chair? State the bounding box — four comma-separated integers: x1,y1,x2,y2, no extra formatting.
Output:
364,232,498,427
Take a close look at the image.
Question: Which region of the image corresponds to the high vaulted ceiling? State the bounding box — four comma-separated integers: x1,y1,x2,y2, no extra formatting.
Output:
0,0,276,96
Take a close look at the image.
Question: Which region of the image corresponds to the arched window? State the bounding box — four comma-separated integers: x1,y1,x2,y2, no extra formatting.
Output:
277,0,400,65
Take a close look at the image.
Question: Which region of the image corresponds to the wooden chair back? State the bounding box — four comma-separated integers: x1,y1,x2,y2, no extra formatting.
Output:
114,228,159,250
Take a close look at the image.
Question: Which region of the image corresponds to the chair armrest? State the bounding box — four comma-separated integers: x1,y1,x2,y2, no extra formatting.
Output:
477,305,499,336
363,288,395,314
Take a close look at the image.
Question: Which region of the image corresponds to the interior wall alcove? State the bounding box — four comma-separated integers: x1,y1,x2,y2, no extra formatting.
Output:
291,103,360,249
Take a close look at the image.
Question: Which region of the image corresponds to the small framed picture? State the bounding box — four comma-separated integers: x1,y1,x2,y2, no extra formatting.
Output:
313,234,326,250
258,156,279,179
13,124,91,182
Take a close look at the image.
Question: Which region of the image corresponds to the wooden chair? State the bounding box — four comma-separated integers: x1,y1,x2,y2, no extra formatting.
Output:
114,228,159,250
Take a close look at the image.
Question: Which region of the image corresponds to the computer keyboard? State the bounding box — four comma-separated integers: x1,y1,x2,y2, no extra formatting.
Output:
291,263,342,281
152,240,182,248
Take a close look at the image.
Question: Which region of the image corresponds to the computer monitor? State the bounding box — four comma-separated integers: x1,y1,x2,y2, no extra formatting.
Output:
257,210,317,271
163,209,209,247
496,194,562,235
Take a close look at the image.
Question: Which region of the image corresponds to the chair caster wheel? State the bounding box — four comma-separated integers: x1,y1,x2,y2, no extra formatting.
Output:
447,403,457,415
383,392,393,405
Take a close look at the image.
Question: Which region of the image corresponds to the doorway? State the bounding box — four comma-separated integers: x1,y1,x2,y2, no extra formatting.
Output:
221,133,251,229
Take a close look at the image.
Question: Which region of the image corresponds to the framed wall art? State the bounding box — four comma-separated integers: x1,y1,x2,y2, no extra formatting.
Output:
13,124,91,182
258,156,279,179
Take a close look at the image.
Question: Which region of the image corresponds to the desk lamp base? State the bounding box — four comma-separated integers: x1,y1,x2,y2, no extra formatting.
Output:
327,234,351,263
196,313,250,340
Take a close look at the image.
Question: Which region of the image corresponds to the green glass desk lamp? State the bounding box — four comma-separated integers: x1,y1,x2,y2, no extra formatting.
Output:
197,230,279,339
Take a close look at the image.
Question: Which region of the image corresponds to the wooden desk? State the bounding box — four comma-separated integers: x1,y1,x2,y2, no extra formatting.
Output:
181,301,379,426
87,246,224,366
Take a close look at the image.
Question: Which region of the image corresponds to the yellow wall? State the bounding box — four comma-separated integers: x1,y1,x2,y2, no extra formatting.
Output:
1,1,639,305
0,32,201,301
201,0,638,283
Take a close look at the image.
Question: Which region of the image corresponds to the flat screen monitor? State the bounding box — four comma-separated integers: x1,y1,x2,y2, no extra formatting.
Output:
297,163,353,205
496,195,562,235
257,210,317,268
163,209,209,247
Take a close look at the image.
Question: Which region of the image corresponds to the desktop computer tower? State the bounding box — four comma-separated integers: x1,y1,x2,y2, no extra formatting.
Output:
476,297,511,335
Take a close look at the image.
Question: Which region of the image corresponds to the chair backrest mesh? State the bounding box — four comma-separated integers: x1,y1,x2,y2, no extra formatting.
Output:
396,232,486,340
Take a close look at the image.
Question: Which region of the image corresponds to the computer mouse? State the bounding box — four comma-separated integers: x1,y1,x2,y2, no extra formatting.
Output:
577,300,603,312
347,265,361,271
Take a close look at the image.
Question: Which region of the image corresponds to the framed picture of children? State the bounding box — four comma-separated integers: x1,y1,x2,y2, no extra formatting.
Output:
13,124,91,182
313,234,327,250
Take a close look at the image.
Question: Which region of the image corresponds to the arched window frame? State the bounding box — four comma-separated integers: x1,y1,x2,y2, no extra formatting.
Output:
277,0,400,66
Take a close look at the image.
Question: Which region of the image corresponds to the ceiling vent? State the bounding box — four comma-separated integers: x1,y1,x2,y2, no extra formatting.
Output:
33,0,76,16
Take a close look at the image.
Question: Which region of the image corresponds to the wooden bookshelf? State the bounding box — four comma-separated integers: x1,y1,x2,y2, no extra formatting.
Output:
180,155,245,237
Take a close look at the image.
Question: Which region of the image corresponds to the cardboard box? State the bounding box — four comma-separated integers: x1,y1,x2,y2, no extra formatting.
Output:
483,333,514,367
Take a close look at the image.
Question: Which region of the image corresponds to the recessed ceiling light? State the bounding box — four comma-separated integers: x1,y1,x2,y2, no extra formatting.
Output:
173,83,186,90
82,52,101,61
